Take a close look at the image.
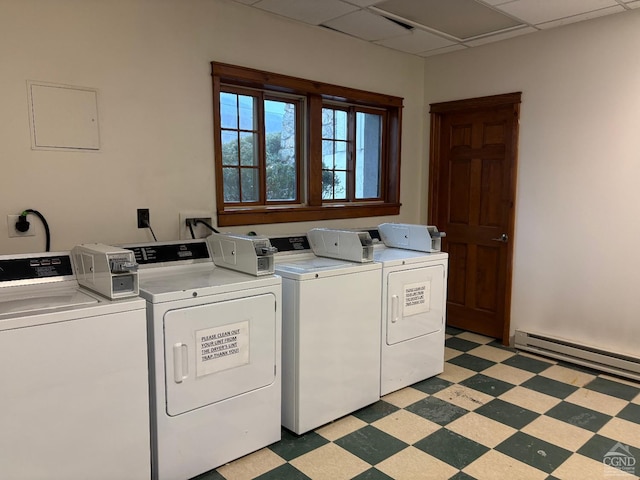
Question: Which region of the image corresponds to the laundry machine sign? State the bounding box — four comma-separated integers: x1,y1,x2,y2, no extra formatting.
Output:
386,265,444,346
403,281,431,316
196,320,250,377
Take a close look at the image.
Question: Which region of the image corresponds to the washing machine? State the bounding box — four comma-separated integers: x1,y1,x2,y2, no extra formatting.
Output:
122,239,281,480
371,223,449,396
270,231,382,435
0,250,150,480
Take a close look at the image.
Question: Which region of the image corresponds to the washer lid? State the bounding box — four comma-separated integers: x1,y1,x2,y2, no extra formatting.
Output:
0,288,98,317
275,255,380,280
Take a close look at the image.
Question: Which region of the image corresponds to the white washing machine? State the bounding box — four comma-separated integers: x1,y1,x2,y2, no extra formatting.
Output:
0,251,150,480
369,225,449,396
270,233,382,435
123,240,281,480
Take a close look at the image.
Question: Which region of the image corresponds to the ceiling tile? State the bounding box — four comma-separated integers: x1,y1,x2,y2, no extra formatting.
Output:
465,25,537,46
343,0,386,6
626,0,640,8
536,5,625,29
418,44,468,57
496,0,619,25
323,10,411,41
232,0,261,4
374,0,522,39
374,28,456,53
253,0,358,25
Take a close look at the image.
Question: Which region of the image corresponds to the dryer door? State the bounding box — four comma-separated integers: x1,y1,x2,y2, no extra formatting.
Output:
164,293,276,416
386,265,445,345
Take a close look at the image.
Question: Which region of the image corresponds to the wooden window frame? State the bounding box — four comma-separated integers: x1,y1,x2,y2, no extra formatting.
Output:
212,62,403,227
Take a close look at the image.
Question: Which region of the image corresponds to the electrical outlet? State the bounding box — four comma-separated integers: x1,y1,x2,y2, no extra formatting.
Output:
179,211,215,239
7,215,35,237
137,208,150,228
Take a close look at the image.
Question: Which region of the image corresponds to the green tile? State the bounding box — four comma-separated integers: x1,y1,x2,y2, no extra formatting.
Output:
545,401,611,432
584,377,640,401
446,326,464,336
521,375,579,399
617,402,640,424
488,339,515,351
460,373,515,397
191,468,226,480
503,354,553,374
405,396,468,426
334,425,408,465
254,464,311,480
352,400,399,424
446,337,480,352
269,428,329,461
448,353,496,372
495,432,572,474
414,428,489,470
351,468,395,480
449,472,478,480
555,360,601,377
412,376,453,395
475,398,539,429
577,434,636,463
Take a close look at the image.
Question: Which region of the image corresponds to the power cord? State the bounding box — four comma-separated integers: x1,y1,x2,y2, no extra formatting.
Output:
143,219,158,242
192,219,220,234
187,219,197,239
17,209,51,252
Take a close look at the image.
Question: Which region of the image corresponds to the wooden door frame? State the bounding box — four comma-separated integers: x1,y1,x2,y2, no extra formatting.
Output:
427,92,521,343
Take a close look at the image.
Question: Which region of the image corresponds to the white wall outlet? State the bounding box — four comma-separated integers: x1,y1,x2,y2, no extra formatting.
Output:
179,211,215,240
7,215,36,237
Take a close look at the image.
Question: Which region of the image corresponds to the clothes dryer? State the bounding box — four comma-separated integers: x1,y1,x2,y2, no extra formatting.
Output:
367,227,449,396
123,240,281,480
270,234,381,435
0,251,150,480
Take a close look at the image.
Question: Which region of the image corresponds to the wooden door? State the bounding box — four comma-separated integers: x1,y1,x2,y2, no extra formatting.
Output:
428,93,520,342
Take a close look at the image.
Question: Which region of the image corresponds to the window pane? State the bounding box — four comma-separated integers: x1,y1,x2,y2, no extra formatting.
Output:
265,99,297,201
334,171,347,199
355,112,382,199
223,167,240,202
238,95,255,131
239,132,258,166
241,168,259,202
335,141,347,170
322,169,333,200
322,108,334,138
221,131,239,166
335,110,347,141
220,92,238,129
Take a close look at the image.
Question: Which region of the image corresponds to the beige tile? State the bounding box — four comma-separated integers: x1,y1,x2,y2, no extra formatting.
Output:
633,392,640,405
438,362,476,383
521,416,593,452
565,388,628,416
463,449,547,480
447,412,517,448
468,344,516,363
552,453,637,480
498,386,561,414
539,364,597,387
372,409,441,445
444,346,463,361
433,384,494,411
598,418,640,449
382,387,428,408
217,448,285,480
290,443,369,480
482,363,536,385
376,446,458,480
315,415,368,441
457,331,495,345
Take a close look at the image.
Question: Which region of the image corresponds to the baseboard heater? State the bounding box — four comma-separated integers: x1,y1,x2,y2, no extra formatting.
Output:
514,330,640,382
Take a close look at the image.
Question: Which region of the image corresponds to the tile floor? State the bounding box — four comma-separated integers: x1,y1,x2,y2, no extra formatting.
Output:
193,327,640,480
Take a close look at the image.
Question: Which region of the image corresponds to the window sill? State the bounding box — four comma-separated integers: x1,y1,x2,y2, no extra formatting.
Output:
217,203,401,227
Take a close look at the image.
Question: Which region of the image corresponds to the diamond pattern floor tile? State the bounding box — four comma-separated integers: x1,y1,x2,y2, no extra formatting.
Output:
204,329,640,480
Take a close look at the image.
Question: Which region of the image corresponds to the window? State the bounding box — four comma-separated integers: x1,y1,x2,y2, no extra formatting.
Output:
212,62,402,226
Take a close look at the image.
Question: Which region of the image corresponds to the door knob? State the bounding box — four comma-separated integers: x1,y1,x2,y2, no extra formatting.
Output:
491,233,509,243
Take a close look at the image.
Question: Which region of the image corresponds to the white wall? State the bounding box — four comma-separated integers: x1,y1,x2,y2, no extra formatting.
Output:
424,9,640,356
0,0,425,253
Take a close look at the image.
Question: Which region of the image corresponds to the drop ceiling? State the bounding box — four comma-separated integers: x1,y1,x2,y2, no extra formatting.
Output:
231,0,640,56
